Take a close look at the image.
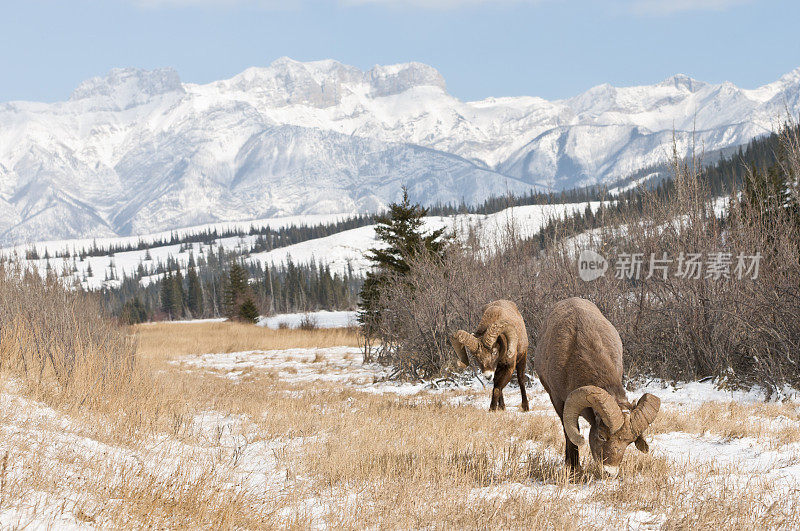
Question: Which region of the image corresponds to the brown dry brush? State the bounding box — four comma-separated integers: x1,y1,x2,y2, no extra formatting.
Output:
375,128,800,391
0,263,137,407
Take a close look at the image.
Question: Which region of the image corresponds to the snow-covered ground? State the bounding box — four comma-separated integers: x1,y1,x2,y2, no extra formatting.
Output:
2,343,798,528
170,347,799,527
174,347,799,405
0,380,314,529
138,310,356,329
0,200,606,289
607,172,661,195
0,212,350,259
257,310,357,330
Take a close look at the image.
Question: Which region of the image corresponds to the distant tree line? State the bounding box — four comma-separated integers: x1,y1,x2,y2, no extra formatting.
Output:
104,244,361,324
23,214,377,261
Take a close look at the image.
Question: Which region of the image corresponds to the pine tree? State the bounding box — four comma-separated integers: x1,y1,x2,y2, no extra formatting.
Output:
223,262,252,320
160,270,174,318
187,260,204,318
743,131,800,230
171,268,186,318
364,187,447,277
238,297,259,323
121,297,149,324
357,187,448,343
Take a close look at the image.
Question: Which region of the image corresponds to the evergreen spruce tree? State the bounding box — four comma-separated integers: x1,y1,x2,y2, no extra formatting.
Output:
223,261,252,320
168,269,185,318
120,297,149,324
160,270,174,319
365,187,446,277
357,187,448,349
743,130,800,230
187,255,204,318
238,297,259,323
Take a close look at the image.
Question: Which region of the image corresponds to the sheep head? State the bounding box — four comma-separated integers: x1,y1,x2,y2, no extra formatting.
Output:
450,330,498,379
450,320,516,381
563,386,660,476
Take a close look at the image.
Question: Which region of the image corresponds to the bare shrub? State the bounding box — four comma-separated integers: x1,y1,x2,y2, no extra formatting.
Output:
372,128,800,391
298,313,319,331
0,263,137,405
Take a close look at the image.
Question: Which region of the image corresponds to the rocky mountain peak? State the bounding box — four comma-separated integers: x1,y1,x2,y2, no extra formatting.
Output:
70,67,184,109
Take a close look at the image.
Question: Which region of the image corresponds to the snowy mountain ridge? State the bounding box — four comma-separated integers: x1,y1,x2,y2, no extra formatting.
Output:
1,58,798,245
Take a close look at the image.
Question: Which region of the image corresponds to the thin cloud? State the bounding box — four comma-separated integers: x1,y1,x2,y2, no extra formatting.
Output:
129,0,752,12
344,0,753,11
132,0,294,8
341,0,545,8
133,0,544,9
629,0,753,16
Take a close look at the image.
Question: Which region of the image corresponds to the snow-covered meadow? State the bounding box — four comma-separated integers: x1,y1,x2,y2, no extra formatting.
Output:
1,320,798,529
257,310,357,330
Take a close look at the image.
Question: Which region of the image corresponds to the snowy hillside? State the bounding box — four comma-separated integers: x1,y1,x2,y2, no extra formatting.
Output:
1,58,798,245
0,201,604,289
250,201,606,275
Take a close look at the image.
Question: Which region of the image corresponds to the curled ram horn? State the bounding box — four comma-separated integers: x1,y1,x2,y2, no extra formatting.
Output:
629,393,660,436
482,319,518,351
450,330,479,367
562,385,624,447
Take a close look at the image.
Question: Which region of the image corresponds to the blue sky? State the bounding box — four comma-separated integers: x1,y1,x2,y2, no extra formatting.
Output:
2,0,799,103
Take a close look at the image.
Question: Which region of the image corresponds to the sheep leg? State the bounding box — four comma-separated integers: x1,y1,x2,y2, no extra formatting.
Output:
516,356,529,412
489,365,514,411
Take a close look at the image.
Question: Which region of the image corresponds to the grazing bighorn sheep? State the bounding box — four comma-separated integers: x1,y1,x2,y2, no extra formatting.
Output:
450,300,529,411
534,297,660,476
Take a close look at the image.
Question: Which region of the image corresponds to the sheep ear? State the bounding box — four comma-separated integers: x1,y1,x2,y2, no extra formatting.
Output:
634,435,649,453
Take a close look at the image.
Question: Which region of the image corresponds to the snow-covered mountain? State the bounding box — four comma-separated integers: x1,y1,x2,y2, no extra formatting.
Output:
1,58,799,245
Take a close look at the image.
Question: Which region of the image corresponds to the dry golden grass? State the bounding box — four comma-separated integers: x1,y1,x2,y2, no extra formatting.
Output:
133,321,362,361
2,319,800,529
652,400,800,446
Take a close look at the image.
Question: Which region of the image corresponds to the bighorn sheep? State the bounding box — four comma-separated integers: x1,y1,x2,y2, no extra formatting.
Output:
534,298,660,476
450,300,529,411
